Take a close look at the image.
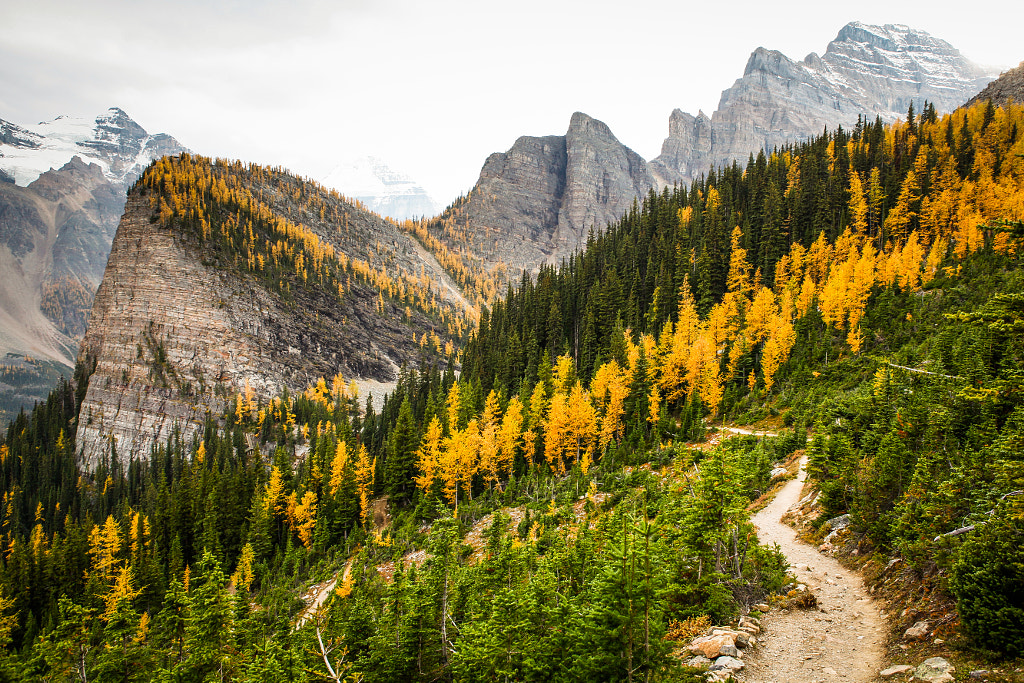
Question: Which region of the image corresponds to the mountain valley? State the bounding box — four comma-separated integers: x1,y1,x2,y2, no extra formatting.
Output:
0,19,1022,683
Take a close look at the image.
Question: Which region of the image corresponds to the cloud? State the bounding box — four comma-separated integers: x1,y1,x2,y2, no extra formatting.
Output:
2,0,1018,204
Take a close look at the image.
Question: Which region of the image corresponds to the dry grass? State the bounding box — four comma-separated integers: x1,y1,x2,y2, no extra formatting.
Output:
665,615,712,642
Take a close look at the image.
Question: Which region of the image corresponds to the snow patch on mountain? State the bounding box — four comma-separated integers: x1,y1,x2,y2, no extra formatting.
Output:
0,107,184,189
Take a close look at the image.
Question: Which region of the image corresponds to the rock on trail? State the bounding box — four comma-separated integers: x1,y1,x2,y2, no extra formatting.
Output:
743,456,886,682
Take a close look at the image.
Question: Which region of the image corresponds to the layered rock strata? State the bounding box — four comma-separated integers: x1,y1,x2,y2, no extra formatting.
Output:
77,168,464,466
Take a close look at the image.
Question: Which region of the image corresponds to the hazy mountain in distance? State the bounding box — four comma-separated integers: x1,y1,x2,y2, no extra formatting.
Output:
651,22,999,186
322,156,440,222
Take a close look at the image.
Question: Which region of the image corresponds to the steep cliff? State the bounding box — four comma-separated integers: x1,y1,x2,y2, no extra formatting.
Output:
652,22,997,186
965,61,1024,109
428,112,654,286
76,155,468,466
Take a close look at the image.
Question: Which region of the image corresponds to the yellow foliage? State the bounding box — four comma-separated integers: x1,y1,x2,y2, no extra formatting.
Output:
103,564,143,620
231,543,256,594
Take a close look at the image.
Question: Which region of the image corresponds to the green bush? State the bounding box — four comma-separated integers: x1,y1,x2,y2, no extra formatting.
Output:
949,507,1024,657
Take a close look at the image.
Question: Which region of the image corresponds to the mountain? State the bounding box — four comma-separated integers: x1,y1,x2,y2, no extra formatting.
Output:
321,156,440,222
965,61,1024,109
0,108,186,424
651,22,998,186
75,154,469,466
428,112,655,281
0,107,182,191
4,96,1023,675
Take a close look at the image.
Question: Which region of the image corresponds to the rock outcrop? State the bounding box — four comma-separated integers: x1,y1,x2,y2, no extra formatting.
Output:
437,112,655,277
914,657,955,683
76,158,466,466
965,61,1024,109
651,22,997,186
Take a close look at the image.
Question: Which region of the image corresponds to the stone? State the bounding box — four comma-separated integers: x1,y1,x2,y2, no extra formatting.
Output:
770,467,788,479
710,628,741,638
968,671,990,680
709,656,745,673
684,655,711,670
914,657,955,683
904,621,930,641
825,514,851,531
754,603,770,612
689,633,739,659
880,664,915,677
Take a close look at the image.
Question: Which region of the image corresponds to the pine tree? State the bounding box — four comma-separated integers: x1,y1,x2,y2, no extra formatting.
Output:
384,397,419,504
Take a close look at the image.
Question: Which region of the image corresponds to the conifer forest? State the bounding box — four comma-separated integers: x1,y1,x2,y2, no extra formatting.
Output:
1,99,1023,680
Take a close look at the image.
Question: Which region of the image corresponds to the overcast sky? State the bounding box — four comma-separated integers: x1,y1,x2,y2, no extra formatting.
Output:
1,0,1018,205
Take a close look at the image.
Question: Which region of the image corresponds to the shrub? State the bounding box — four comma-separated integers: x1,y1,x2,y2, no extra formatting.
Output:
949,507,1024,657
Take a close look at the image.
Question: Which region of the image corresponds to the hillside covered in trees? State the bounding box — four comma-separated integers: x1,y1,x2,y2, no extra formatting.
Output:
0,97,1022,678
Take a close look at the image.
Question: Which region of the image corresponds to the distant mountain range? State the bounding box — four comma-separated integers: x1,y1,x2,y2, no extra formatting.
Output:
0,22,1008,428
321,156,440,222
0,108,186,423
0,107,182,190
437,22,999,286
651,22,997,186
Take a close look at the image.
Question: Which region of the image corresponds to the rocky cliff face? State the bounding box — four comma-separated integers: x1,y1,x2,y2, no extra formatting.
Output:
0,108,185,424
76,157,466,466
652,22,997,186
0,157,122,360
437,112,654,277
965,61,1024,109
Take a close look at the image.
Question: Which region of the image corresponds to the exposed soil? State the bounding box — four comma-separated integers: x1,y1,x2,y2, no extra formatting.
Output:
743,456,886,682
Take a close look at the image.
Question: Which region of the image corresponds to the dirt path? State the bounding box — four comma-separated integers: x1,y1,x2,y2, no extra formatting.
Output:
744,456,886,683
720,426,779,437
294,559,349,629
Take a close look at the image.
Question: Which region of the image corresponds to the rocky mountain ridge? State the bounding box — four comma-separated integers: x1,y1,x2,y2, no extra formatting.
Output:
435,23,995,288
76,155,467,465
965,61,1024,109
651,22,997,186
428,111,655,280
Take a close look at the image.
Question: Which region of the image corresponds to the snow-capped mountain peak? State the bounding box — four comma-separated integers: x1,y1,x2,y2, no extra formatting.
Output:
0,108,185,189
322,156,440,222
